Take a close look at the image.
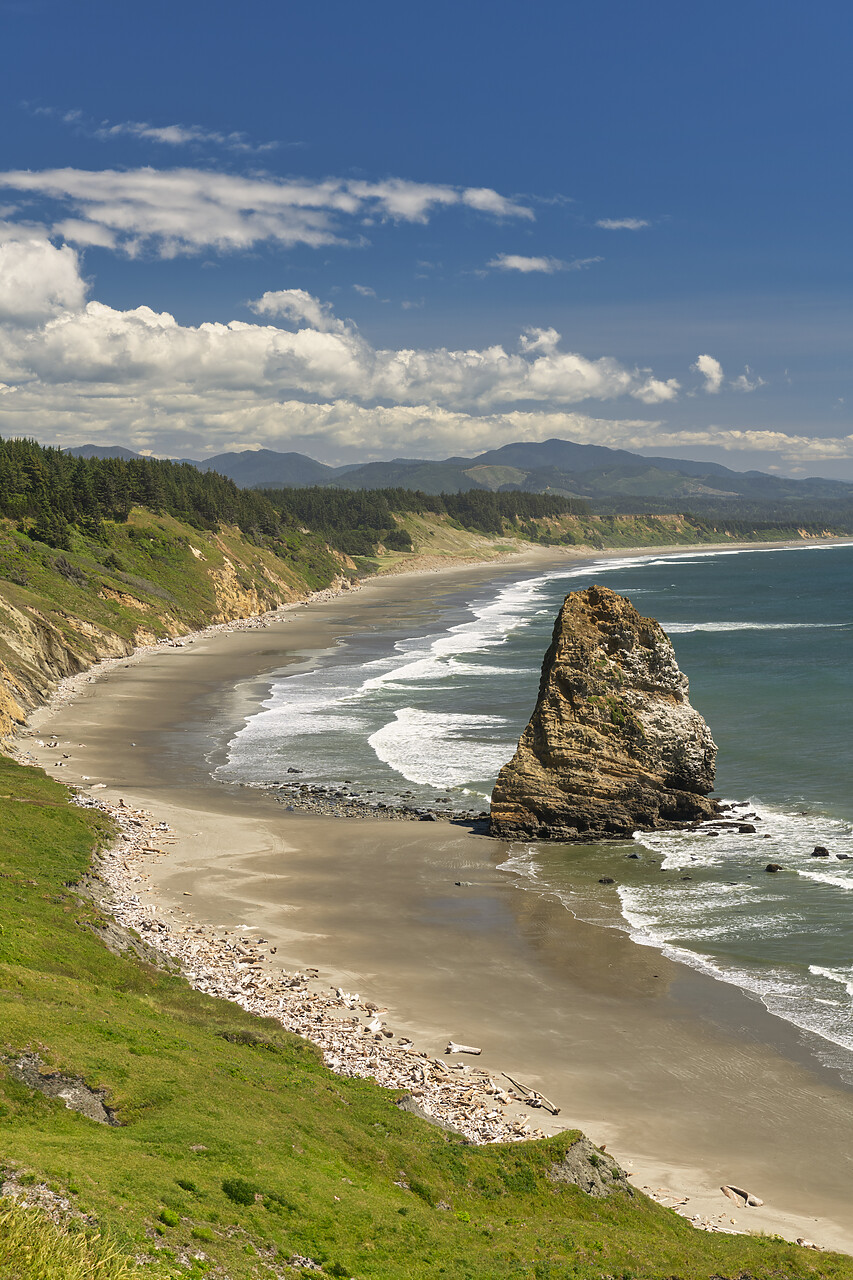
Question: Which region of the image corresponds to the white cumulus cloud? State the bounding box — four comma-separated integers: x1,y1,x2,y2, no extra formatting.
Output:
693,353,725,394
0,228,87,322
0,285,686,461
248,288,346,333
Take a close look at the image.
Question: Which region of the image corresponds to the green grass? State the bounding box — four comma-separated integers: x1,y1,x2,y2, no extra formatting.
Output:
0,1200,139,1280
1,754,852,1278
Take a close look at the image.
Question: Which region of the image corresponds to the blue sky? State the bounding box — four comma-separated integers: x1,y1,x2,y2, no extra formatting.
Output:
1,0,852,477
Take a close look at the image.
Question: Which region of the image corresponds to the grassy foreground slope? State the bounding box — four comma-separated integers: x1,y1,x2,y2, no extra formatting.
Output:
2,754,851,1280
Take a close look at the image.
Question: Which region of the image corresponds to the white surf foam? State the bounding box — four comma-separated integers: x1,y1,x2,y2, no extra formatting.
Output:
495,834,853,1061
496,845,541,882
810,965,853,999
368,707,515,788
634,798,853,870
662,621,848,633
798,869,853,891
616,884,853,1056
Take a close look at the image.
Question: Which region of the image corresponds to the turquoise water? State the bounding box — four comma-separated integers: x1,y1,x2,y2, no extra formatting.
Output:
222,541,853,1069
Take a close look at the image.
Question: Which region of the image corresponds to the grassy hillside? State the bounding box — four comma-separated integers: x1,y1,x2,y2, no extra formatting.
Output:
2,753,851,1280
359,508,836,575
0,508,350,740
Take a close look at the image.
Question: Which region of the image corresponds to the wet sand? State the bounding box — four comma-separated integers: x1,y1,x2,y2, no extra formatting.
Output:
23,545,853,1254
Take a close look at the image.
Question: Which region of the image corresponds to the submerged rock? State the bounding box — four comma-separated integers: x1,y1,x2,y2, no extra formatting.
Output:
489,585,718,840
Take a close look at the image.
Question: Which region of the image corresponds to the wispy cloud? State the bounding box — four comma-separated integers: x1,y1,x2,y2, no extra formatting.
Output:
94,119,281,154
352,283,376,296
526,192,576,207
0,167,535,258
27,104,283,154
461,187,533,219
595,217,649,230
488,252,602,274
631,427,853,463
730,366,766,393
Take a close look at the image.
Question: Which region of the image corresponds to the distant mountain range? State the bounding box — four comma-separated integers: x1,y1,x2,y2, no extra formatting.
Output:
66,438,853,518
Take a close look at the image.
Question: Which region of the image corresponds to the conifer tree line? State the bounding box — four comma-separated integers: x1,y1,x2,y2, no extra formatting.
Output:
0,437,281,549
257,485,590,554
0,437,586,556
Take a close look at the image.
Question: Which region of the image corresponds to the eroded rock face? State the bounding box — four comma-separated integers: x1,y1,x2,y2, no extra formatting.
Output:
547,1137,632,1197
8,1053,119,1125
489,585,717,840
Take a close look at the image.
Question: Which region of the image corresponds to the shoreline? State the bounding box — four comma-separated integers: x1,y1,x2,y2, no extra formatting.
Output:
14,536,853,1255
74,789,561,1148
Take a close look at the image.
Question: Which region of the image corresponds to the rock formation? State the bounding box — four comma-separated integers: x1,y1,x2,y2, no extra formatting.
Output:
489,585,717,840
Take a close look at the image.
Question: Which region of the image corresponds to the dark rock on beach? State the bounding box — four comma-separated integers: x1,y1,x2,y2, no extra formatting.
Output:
270,780,486,827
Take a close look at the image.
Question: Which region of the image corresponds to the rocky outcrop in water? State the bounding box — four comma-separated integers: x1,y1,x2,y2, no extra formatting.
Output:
489,585,717,840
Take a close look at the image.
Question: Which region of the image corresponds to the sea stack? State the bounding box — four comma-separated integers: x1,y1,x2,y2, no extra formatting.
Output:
489,585,718,840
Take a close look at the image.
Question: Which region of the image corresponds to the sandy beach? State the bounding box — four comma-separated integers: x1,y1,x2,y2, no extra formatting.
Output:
19,542,853,1255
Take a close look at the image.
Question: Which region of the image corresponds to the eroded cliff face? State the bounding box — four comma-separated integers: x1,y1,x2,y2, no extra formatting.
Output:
489,585,717,840
0,521,355,743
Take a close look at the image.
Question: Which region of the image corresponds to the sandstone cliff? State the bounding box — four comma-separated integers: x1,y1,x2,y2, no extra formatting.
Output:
489,585,717,840
0,514,356,742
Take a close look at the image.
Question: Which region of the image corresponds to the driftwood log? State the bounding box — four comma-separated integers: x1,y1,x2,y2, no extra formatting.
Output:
721,1184,764,1207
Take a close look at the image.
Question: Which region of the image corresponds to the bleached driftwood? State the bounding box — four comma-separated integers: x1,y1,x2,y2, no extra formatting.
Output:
446,1041,481,1056
501,1071,560,1115
721,1185,764,1207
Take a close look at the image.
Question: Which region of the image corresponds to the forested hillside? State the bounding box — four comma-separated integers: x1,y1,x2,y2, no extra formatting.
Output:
0,438,283,549
1,439,584,563
258,485,590,555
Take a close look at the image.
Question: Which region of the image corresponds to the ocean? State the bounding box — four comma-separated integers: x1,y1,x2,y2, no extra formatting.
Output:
221,541,853,1076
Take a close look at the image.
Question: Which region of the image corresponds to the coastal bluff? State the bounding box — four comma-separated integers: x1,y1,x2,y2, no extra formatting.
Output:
489,584,718,840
